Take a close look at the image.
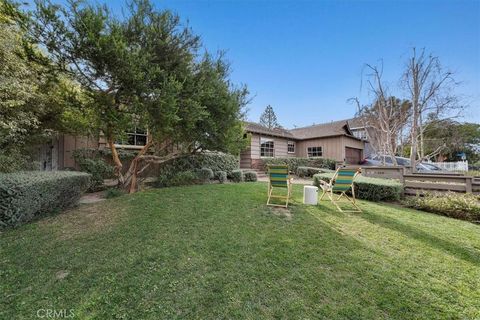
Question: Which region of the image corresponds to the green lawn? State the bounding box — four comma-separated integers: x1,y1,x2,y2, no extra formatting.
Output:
1,183,479,319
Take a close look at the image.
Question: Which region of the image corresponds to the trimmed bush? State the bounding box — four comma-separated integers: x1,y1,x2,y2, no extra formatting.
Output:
404,192,480,222
230,169,244,183
261,157,336,172
158,152,238,181
244,171,258,182
215,171,227,184
197,167,214,182
296,166,334,178
72,149,115,191
0,171,91,228
156,171,199,188
313,173,403,202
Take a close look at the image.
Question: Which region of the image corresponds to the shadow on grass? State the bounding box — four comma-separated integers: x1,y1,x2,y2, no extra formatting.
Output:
358,208,480,266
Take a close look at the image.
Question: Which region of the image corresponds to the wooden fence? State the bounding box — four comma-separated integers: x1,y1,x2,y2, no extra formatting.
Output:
338,165,480,195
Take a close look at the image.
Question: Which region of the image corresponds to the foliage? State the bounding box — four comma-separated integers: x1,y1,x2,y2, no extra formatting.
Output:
296,166,334,178
72,149,114,191
31,0,249,191
198,167,214,182
313,173,404,201
105,188,126,199
262,157,336,172
423,118,480,163
0,171,90,227
158,152,238,181
156,171,199,188
230,169,243,183
2,183,479,319
214,171,227,184
404,192,480,222
259,105,280,129
243,171,258,182
0,148,36,173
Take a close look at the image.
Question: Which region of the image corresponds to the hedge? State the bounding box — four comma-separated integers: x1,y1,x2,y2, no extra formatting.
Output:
0,171,91,228
244,171,258,182
297,166,334,178
404,192,480,222
215,171,227,184
158,152,238,181
230,170,243,183
313,173,403,202
261,157,336,172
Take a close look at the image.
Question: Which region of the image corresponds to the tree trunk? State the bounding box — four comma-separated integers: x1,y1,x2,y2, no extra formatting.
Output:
107,134,124,183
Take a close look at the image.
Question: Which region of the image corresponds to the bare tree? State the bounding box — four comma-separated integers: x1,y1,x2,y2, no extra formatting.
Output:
402,48,461,171
352,64,411,165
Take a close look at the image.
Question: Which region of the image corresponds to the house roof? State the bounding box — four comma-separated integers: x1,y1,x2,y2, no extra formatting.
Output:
289,120,354,140
346,117,365,129
244,122,295,139
245,119,363,141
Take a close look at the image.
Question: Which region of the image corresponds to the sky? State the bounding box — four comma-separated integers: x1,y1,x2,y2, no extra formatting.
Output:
151,0,480,128
29,0,480,128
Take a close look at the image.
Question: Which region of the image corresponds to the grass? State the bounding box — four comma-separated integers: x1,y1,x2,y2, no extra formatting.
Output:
1,183,479,319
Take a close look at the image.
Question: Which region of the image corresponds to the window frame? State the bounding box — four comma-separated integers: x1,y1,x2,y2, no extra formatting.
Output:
287,141,295,154
114,127,149,149
307,146,323,157
260,137,275,158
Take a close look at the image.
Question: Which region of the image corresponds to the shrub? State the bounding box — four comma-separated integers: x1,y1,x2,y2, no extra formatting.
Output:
105,188,126,199
230,169,243,183
296,166,334,178
243,171,258,182
313,173,403,202
261,157,336,172
0,171,91,228
0,149,38,173
72,149,114,191
156,171,199,188
158,152,238,181
215,171,227,184
404,192,480,222
197,167,214,182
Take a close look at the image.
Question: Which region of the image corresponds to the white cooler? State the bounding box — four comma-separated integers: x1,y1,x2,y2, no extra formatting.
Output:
303,186,319,205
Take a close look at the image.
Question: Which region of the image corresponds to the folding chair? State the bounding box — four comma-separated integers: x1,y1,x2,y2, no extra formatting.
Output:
267,164,292,208
319,167,362,213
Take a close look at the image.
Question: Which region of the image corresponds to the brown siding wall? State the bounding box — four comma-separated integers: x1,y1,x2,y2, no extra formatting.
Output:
249,133,297,159
296,136,345,161
62,135,100,169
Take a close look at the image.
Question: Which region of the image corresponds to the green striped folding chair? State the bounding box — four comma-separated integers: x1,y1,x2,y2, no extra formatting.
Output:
267,164,293,208
319,167,362,213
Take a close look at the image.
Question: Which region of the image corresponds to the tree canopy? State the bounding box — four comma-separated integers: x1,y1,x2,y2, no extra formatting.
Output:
31,0,249,191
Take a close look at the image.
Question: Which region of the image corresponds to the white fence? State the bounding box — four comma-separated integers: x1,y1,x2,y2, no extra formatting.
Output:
427,161,469,172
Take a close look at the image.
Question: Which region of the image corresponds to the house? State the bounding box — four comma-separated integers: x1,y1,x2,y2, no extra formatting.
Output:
240,120,366,170
346,118,374,158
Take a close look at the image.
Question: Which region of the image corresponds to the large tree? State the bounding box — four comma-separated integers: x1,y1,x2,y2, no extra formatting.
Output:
402,48,462,171
352,64,411,164
0,0,89,171
423,117,480,163
259,105,280,129
32,0,248,192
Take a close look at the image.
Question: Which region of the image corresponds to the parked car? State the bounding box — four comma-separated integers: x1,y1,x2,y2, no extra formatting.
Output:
363,155,446,172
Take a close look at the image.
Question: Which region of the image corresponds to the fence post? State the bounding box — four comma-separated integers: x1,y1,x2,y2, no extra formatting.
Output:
465,176,473,193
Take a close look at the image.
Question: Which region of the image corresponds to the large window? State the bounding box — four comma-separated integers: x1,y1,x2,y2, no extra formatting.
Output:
116,127,148,147
307,146,323,157
287,141,295,153
260,137,274,157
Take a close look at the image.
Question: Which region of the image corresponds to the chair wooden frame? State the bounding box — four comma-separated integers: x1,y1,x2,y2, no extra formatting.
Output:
319,167,362,213
267,165,293,208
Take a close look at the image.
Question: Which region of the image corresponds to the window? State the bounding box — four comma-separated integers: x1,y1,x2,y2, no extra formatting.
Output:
260,137,274,157
115,127,148,147
287,141,295,153
307,146,322,157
